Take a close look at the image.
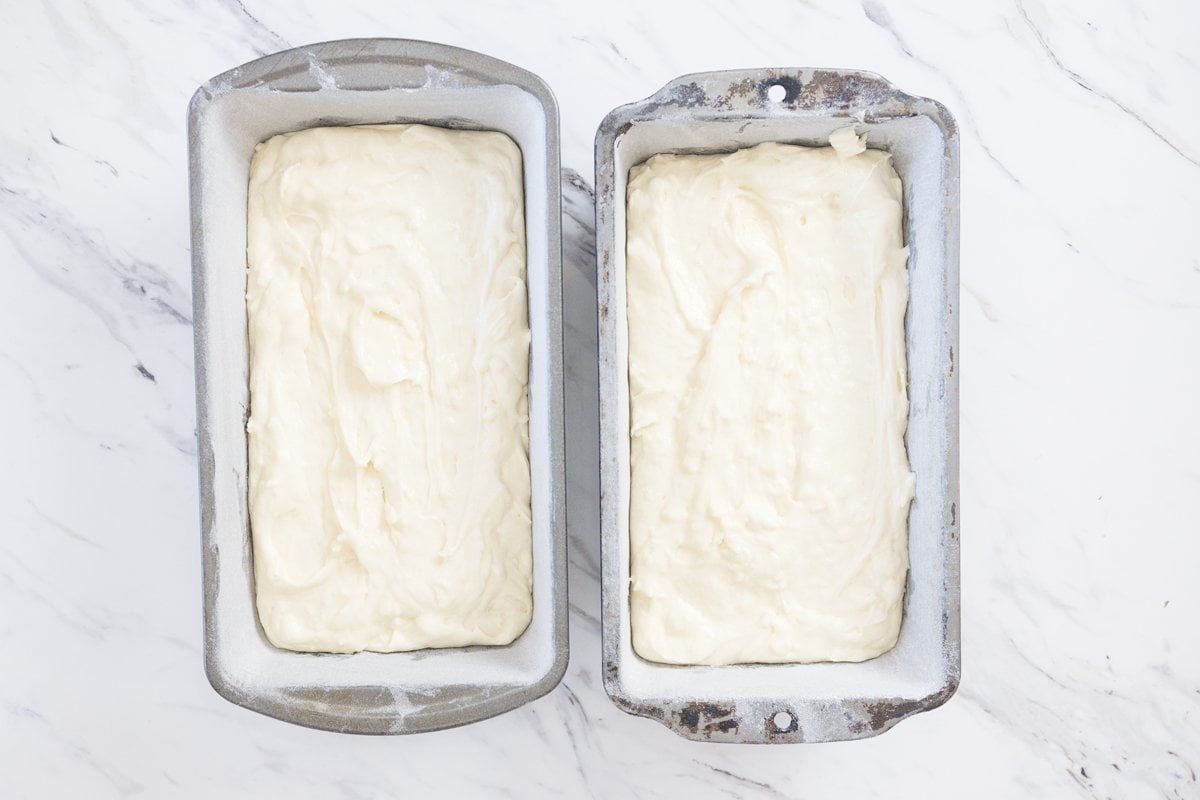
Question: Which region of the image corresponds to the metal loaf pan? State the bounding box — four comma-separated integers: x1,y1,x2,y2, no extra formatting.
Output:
594,69,960,743
188,39,566,734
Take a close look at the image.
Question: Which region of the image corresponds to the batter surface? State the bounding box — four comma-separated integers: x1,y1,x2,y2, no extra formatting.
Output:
626,131,914,666
246,124,532,653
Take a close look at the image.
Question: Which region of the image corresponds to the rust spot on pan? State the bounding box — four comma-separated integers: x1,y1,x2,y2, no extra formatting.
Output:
860,682,958,733
669,82,707,109
611,693,666,722
710,77,759,111
864,697,931,731
766,709,798,738
845,711,870,736
677,702,739,736
793,72,889,108
758,75,805,106
726,76,760,98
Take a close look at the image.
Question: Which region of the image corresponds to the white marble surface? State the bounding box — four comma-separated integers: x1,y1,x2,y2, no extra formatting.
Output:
2,0,1198,796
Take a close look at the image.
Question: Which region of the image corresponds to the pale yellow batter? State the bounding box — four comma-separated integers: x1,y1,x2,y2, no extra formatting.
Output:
626,130,914,666
246,124,532,653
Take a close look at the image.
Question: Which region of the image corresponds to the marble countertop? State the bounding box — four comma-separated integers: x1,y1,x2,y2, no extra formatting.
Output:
3,0,1197,797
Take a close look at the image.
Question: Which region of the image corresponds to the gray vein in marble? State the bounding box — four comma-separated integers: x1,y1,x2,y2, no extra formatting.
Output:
217,0,290,54
50,130,119,177
570,602,601,630
0,544,110,641
701,764,792,799
959,646,1200,799
525,705,555,748
27,500,102,550
1052,221,1200,311
0,187,192,335
9,701,146,798
557,686,601,800
1015,0,1199,168
0,186,193,449
70,743,146,798
571,665,595,691
0,352,100,440
572,35,635,70
963,281,1000,321
861,0,1022,184
154,420,200,458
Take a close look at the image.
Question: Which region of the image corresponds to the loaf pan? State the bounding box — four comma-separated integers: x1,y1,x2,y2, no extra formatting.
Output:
188,38,567,734
594,69,960,743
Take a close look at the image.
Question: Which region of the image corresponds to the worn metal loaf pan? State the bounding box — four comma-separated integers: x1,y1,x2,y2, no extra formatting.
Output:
188,39,566,734
595,69,960,743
